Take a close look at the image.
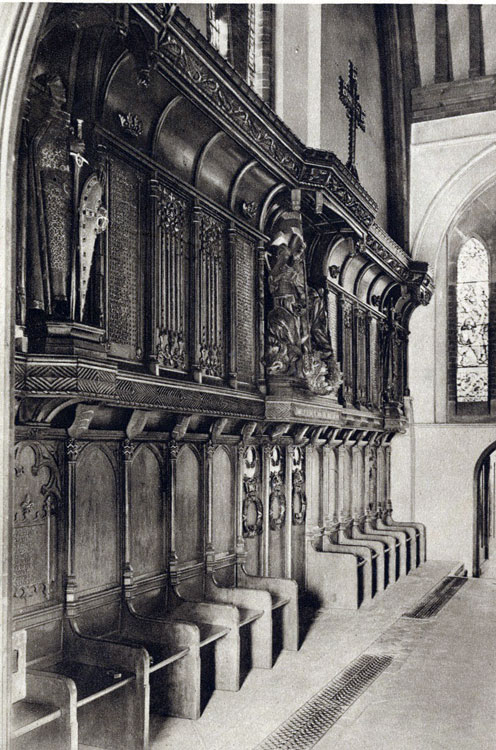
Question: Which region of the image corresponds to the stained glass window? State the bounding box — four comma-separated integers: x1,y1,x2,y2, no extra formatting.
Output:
456,238,489,403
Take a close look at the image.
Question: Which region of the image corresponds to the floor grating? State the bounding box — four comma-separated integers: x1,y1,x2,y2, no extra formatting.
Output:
402,575,468,619
255,654,393,750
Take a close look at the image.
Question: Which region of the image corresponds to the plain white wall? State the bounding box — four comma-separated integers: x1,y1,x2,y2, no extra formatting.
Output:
391,111,496,575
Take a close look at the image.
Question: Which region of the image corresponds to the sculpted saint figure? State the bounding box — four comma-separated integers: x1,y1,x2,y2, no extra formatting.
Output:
265,212,341,396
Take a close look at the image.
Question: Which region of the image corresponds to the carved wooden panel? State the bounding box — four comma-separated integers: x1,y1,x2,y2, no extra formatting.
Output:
75,444,119,592
235,235,256,383
13,442,61,611
291,445,306,588
130,445,166,578
108,156,142,358
327,289,339,357
339,296,354,405
268,445,285,578
369,315,380,408
242,445,263,575
212,447,234,556
152,182,189,371
175,445,202,563
195,211,226,378
355,307,368,407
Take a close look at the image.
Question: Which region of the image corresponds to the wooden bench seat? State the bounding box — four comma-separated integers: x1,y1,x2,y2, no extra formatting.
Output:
12,669,77,750
141,591,250,694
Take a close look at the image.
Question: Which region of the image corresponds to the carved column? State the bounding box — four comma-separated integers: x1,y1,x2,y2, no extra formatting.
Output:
65,439,79,605
168,439,179,576
376,439,387,517
205,441,216,568
324,432,341,530
261,442,271,575
227,223,238,389
351,440,362,521
257,241,266,394
122,439,134,592
321,443,331,530
285,444,293,578
384,439,393,515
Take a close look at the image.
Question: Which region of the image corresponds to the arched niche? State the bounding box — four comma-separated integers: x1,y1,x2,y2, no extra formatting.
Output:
130,444,166,579
75,444,119,593
212,446,234,556
175,444,202,564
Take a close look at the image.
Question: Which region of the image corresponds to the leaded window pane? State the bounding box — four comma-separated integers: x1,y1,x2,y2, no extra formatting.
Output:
456,238,489,403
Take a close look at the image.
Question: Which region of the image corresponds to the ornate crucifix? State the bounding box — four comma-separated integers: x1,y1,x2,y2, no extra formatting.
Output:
339,60,366,180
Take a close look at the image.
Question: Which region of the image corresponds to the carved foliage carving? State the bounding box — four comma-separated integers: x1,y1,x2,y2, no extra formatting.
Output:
154,184,188,370
198,212,225,377
242,445,263,538
291,445,307,525
268,445,285,531
13,441,61,607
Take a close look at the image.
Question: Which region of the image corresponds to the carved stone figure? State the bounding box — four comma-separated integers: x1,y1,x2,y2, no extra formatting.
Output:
307,285,342,396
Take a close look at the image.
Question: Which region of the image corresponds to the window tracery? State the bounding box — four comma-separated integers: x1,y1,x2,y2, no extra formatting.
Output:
456,238,489,403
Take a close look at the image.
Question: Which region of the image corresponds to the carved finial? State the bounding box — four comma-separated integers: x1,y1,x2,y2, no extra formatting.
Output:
206,441,216,460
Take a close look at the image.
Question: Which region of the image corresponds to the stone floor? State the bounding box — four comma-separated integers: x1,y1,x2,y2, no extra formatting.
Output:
84,560,496,750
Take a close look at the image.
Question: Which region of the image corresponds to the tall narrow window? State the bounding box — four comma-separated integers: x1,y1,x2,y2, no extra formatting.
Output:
207,4,272,103
456,238,489,403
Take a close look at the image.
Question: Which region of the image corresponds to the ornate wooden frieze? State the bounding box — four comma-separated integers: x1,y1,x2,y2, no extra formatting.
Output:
268,445,285,531
242,445,263,538
195,211,226,378
157,31,301,179
13,441,61,609
108,155,142,357
151,181,189,371
235,234,256,383
291,445,307,525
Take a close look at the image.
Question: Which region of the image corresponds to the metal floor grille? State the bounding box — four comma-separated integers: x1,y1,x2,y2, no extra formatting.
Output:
403,575,467,619
256,654,393,750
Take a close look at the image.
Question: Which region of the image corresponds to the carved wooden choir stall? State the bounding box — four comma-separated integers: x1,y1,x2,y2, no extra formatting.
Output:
11,4,433,748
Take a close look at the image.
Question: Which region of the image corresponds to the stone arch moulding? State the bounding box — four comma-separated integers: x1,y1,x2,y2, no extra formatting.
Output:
473,440,496,577
0,4,49,745
412,142,496,277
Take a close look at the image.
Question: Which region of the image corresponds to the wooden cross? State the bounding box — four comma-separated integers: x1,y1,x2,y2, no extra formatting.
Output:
339,60,366,180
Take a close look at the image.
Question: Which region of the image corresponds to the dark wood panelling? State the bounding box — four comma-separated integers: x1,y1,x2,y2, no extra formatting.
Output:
13,442,62,612
75,444,119,592
212,447,234,556
175,445,202,563
236,234,256,384
130,444,166,579
108,155,142,359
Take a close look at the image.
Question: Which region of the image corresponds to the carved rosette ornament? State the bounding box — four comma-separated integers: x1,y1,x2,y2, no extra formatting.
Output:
265,211,341,396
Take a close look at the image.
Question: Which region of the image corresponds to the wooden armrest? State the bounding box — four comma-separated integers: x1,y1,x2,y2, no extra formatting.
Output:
171,598,240,627
206,575,273,611
64,620,147,676
238,568,298,601
122,601,201,648
236,607,264,627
